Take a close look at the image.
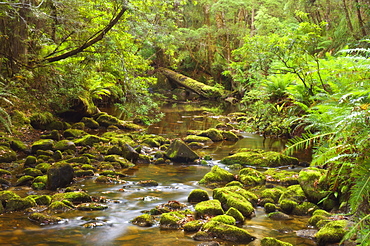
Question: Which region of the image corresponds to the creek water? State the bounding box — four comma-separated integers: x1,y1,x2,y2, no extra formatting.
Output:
0,102,315,246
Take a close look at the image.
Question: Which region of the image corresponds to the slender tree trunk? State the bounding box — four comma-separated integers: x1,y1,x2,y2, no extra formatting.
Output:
342,0,354,34
354,0,367,36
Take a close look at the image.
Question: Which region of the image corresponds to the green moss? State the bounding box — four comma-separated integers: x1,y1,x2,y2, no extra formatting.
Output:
298,167,329,203
31,139,54,153
75,169,94,177
225,207,245,222
238,167,265,186
198,221,256,243
278,184,306,204
132,214,154,227
24,155,37,167
199,165,234,184
183,135,212,143
183,220,204,232
29,212,62,224
214,186,258,207
198,128,224,142
0,169,11,175
15,175,34,186
279,199,298,214
81,117,100,129
35,163,51,173
264,168,299,186
54,140,76,151
63,129,87,139
76,203,108,211
225,181,243,187
104,155,133,168
221,149,299,167
159,210,190,229
0,190,20,202
33,175,48,184
74,135,108,146
292,202,318,216
0,145,16,162
309,215,328,227
96,113,121,127
24,168,43,177
195,199,224,217
264,203,277,213
33,195,52,205
187,189,209,203
48,201,74,213
222,131,239,141
315,220,347,246
261,237,293,246
32,182,46,190
211,215,236,225
29,112,54,130
313,209,331,217
260,187,284,203
6,197,37,211
52,191,92,204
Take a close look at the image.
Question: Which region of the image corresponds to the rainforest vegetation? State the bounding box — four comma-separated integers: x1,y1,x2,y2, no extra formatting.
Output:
0,0,369,244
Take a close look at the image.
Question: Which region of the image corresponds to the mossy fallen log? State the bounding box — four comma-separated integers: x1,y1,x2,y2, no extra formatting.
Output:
159,67,228,99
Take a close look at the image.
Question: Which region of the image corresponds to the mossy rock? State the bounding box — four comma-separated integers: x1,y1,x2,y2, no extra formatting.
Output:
132,214,154,227
71,122,85,130
32,182,46,190
298,167,329,203
159,210,191,229
264,168,299,186
40,130,60,141
0,190,20,202
29,212,62,225
24,167,43,177
0,145,16,162
9,139,27,152
261,237,293,246
165,139,199,162
15,175,34,186
81,117,100,129
6,197,37,211
211,214,236,225
48,201,74,213
24,156,37,167
54,140,76,151
52,191,92,204
278,184,306,204
195,199,224,217
188,189,209,203
267,211,292,220
74,135,108,146
221,149,299,167
222,131,239,142
260,187,284,203
35,163,51,173
183,135,213,143
31,139,54,153
196,221,256,243
0,168,11,176
81,164,97,171
315,220,347,246
99,170,127,177
225,181,243,187
198,128,224,142
66,156,91,164
308,215,328,227
292,202,318,216
183,220,204,232
75,169,95,177
313,209,331,217
76,203,108,211
33,195,52,205
36,149,54,156
104,155,134,168
199,165,234,184
225,207,245,222
95,113,121,127
47,162,74,190
29,112,54,130
0,178,10,186
279,199,298,214
238,167,265,186
213,186,258,207
264,203,277,213
63,129,87,139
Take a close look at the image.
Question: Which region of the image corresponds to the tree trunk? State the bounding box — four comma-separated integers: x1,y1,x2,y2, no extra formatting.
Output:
159,67,228,99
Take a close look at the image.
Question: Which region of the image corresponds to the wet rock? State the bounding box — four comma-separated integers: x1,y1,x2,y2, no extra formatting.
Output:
159,210,192,229
196,242,220,246
75,169,94,177
195,199,224,217
221,148,299,167
222,131,238,142
264,168,299,186
54,140,76,151
24,156,37,167
264,203,277,213
199,165,234,184
48,201,74,213
195,221,255,243
31,194,52,205
24,168,43,177
121,144,139,163
29,212,62,225
198,128,224,142
238,167,265,186
74,134,108,146
6,197,37,211
261,237,293,246
188,189,209,203
292,201,318,216
47,163,74,190
279,199,298,214
132,214,154,227
15,175,34,186
296,229,318,239
298,167,329,203
267,211,292,220
0,190,20,202
52,191,92,204
309,215,329,227
278,184,306,204
183,135,213,143
225,207,245,223
315,220,347,246
76,203,108,211
211,214,236,225
0,146,16,162
81,117,100,129
138,180,158,187
184,220,204,232
165,139,199,162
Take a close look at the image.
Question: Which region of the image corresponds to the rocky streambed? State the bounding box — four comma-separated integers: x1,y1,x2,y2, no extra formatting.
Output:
0,105,350,246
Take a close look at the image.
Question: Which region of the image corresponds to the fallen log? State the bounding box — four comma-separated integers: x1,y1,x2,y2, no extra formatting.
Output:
159,67,228,99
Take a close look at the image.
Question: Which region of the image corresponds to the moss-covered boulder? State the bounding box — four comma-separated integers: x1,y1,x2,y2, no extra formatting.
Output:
6,197,37,211
132,214,154,227
24,155,37,167
74,134,108,146
264,203,277,213
261,237,293,246
279,199,298,214
268,211,292,220
165,139,199,162
278,184,306,204
96,113,121,127
264,168,299,186
54,140,76,151
15,175,34,186
76,203,108,211
188,189,209,203
195,199,224,217
238,167,265,186
52,191,92,204
221,149,299,167
225,207,245,223
213,186,258,207
159,210,192,229
292,202,318,216
260,187,284,203
298,167,329,203
31,139,54,153
183,135,213,143
24,168,43,177
0,190,20,203
195,221,255,243
222,131,239,142
48,201,74,213
137,180,158,187
199,165,234,184
315,220,347,246
211,214,236,225
40,130,61,141
183,220,204,232
63,129,87,139
198,128,224,142
35,163,51,173
81,117,100,129
29,212,62,225
47,162,74,190
104,155,133,168
32,195,52,205
0,145,17,162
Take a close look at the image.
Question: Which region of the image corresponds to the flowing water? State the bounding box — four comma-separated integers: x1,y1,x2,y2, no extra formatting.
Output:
0,103,315,246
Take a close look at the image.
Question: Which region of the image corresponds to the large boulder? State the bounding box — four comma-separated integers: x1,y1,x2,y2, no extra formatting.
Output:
0,146,16,162
199,165,235,185
315,220,347,246
195,199,224,217
165,139,199,162
298,167,329,203
31,139,54,153
47,163,74,190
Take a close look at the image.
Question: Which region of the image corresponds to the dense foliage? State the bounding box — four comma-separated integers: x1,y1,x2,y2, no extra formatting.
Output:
0,0,369,244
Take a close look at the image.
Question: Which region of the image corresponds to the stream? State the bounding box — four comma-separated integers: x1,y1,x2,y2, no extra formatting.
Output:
0,103,315,246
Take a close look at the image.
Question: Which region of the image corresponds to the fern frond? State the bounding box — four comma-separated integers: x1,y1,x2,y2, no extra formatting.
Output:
284,132,335,156
341,213,370,245
349,160,370,212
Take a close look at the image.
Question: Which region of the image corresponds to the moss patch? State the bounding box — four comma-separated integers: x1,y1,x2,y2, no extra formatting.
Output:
199,165,234,184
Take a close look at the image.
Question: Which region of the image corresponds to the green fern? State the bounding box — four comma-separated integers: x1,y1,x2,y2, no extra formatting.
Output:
284,131,334,156
0,82,16,133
